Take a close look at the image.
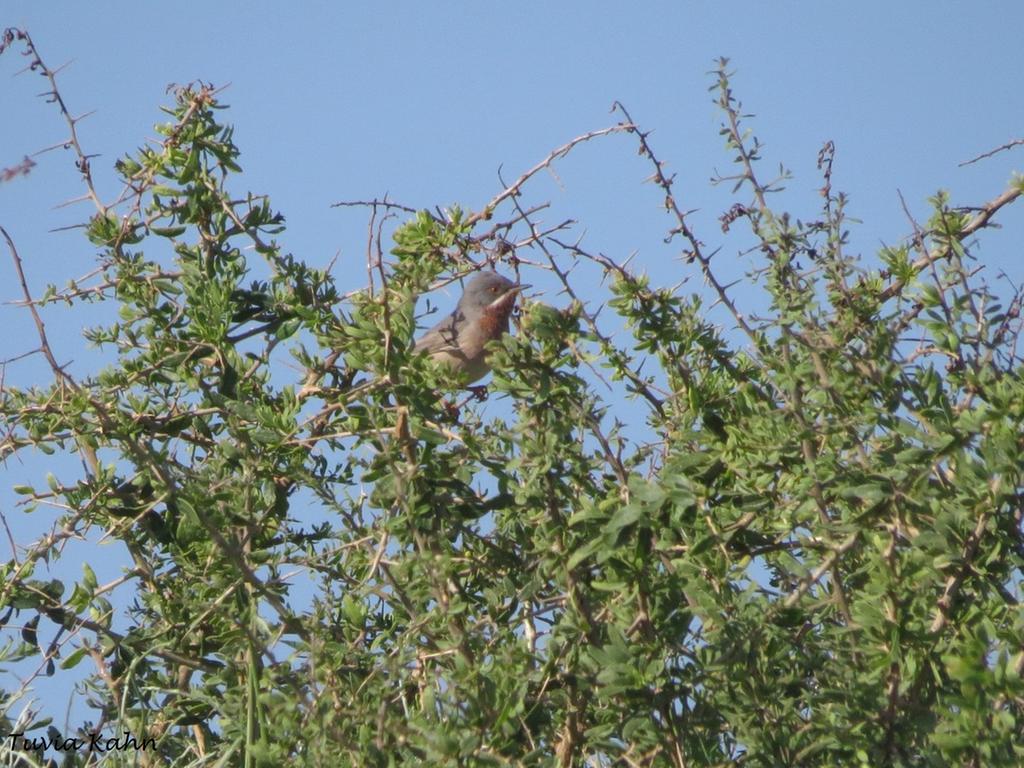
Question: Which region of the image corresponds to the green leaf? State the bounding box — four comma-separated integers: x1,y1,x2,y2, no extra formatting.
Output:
59,647,90,670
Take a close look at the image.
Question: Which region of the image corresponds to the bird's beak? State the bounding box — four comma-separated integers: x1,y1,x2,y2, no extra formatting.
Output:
489,283,529,309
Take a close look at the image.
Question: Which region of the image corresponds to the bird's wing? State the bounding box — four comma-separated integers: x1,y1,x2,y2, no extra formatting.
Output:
414,311,463,353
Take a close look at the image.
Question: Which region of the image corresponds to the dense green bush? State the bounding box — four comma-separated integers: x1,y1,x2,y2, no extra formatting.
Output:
2,29,1022,767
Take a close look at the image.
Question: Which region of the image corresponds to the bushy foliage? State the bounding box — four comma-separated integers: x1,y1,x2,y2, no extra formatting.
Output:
2,31,1023,767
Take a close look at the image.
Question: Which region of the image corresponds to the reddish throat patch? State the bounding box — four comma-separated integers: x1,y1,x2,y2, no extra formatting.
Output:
478,292,518,339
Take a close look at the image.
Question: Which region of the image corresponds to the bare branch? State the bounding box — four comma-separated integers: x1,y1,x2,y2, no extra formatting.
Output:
466,123,637,227
959,138,1024,167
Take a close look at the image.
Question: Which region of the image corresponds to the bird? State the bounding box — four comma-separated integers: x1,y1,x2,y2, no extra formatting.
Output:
414,271,527,384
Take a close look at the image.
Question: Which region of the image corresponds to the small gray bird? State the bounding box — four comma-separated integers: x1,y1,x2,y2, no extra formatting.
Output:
414,271,527,383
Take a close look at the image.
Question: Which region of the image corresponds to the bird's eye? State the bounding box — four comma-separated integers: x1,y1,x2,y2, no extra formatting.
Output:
491,286,498,292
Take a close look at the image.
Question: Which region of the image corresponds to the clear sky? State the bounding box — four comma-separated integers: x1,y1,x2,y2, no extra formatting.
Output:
2,0,1022,733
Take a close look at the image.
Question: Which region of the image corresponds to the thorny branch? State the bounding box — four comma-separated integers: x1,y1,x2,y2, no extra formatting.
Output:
2,28,106,214
959,137,1024,167
880,184,1022,303
465,123,637,228
611,100,762,347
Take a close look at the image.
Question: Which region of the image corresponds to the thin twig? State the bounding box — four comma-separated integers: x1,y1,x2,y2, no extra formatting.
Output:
466,123,636,227
959,138,1024,167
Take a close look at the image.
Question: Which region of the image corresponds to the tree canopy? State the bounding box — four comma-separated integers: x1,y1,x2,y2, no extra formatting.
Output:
2,28,1023,767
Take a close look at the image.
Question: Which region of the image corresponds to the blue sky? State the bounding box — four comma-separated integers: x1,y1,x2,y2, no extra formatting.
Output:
2,0,1023,735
